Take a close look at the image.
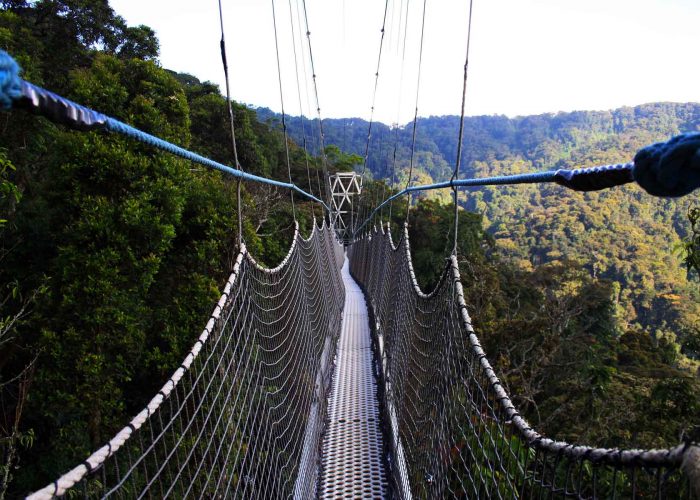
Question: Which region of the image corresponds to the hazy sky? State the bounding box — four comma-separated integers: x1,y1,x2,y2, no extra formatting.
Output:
109,0,699,125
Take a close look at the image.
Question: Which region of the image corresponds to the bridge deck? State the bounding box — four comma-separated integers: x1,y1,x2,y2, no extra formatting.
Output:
318,258,388,498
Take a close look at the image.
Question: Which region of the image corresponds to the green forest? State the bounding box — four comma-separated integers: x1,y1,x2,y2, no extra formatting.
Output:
0,1,335,495
0,0,698,497
261,103,700,372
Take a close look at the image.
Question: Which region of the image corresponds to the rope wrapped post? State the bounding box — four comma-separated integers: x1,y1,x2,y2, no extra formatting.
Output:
0,50,21,109
634,132,700,197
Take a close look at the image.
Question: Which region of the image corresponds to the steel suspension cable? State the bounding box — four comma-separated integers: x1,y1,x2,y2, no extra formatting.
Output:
403,0,428,229
218,0,245,247
294,0,324,203
287,0,316,220
270,0,297,221
301,0,332,213
388,0,411,228
378,126,389,223
361,0,391,178
396,0,406,54
354,0,390,234
373,127,389,226
450,0,474,256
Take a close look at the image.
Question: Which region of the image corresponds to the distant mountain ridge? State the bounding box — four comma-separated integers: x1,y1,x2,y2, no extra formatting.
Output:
255,102,700,181
256,103,700,366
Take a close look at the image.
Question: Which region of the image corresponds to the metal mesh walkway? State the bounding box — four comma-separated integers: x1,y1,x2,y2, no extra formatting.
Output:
318,258,389,499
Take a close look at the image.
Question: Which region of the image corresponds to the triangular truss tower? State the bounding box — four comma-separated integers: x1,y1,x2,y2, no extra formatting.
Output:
329,172,362,243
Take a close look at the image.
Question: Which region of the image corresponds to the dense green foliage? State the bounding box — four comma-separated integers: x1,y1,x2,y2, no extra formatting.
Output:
266,104,700,373
363,187,700,455
0,2,335,494
0,0,698,496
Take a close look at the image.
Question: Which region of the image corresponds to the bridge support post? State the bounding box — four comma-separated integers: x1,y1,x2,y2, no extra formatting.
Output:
330,172,362,244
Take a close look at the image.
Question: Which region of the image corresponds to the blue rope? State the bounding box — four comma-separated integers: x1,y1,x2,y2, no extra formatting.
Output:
104,118,328,206
354,170,557,235
0,50,329,211
0,50,22,110
352,155,693,236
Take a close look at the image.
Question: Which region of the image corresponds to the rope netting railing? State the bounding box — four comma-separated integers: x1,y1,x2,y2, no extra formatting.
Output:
349,223,700,499
29,221,345,499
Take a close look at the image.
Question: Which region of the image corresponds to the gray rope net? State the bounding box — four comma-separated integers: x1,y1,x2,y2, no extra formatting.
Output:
29,221,345,499
348,223,700,500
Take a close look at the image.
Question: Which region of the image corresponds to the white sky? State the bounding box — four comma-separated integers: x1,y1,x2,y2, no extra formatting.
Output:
109,0,700,125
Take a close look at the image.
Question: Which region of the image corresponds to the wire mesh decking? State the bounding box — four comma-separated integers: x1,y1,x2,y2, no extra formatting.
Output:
318,259,389,498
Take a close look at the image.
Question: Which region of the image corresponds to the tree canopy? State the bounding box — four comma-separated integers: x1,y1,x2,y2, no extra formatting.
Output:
0,1,698,496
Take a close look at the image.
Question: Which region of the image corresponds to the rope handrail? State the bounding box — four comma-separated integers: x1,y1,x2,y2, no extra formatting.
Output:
5,48,696,239
0,50,331,213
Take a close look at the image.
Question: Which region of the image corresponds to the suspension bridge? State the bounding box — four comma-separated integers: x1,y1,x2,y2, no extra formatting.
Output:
1,0,700,496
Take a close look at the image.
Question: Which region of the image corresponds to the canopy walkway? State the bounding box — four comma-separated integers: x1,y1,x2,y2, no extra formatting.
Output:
1,48,699,498
319,260,388,498
25,218,700,499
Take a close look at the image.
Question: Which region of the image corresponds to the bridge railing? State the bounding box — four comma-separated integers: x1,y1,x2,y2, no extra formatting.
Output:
29,221,345,499
349,222,699,500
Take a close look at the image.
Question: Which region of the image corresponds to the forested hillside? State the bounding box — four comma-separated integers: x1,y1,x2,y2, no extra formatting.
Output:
0,0,698,496
260,102,700,461
0,1,335,494
258,104,700,370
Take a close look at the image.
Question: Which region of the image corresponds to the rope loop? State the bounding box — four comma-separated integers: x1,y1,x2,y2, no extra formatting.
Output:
633,132,700,197
0,50,22,110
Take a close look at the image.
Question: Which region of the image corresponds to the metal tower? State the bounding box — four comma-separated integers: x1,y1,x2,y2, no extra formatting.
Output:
329,172,362,243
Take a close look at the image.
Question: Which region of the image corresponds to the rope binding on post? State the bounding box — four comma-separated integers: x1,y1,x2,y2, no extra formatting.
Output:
634,132,700,197
0,50,21,110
